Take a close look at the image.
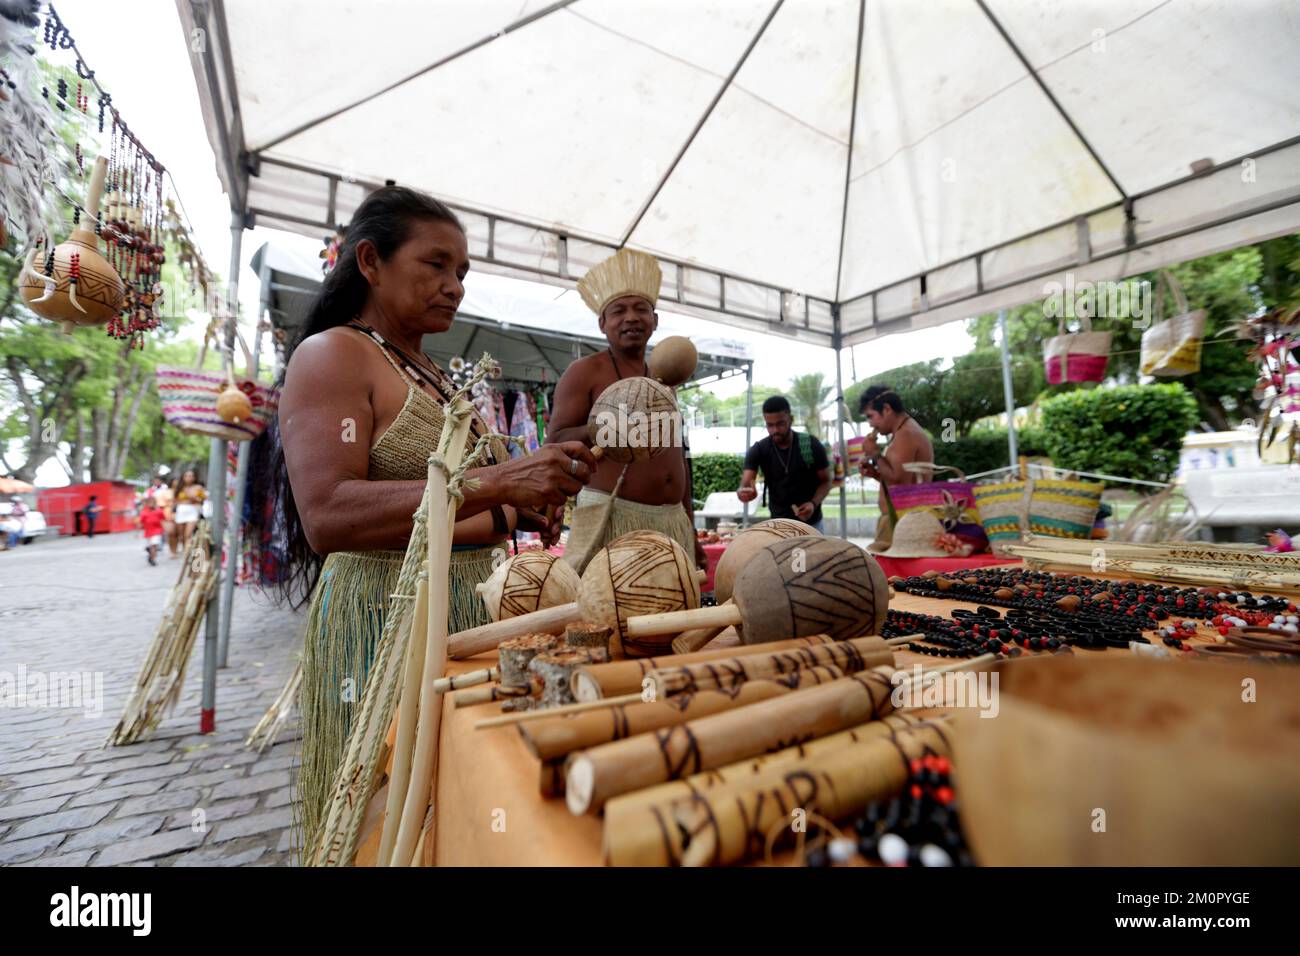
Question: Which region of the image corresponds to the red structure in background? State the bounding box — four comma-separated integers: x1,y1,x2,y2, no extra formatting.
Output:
38,481,139,536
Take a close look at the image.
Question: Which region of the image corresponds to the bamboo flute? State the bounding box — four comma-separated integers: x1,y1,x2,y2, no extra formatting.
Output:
518,665,847,770
565,667,900,814
566,657,991,815
672,718,954,867
377,575,429,866
602,712,946,866
390,405,475,866
571,635,835,701
646,635,894,698
430,667,498,694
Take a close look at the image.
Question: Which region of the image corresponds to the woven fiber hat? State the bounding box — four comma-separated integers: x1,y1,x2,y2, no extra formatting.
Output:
578,249,662,316
879,511,951,558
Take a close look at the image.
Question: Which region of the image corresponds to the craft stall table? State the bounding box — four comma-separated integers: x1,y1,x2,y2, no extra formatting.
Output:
356,567,1297,867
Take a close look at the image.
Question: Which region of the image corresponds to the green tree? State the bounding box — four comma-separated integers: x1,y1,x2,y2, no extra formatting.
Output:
787,372,831,438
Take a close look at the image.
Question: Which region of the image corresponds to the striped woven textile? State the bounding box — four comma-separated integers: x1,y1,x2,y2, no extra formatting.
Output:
975,479,1104,542
156,366,278,443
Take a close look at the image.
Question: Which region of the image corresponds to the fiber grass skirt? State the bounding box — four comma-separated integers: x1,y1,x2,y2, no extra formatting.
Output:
297,545,498,851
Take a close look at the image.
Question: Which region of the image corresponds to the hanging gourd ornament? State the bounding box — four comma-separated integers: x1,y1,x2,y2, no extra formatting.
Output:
19,156,125,333
216,381,254,425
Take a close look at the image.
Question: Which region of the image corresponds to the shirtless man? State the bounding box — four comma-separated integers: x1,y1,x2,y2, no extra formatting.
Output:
545,249,704,570
857,385,934,546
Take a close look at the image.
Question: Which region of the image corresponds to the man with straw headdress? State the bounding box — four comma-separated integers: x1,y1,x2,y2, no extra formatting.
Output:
545,249,704,572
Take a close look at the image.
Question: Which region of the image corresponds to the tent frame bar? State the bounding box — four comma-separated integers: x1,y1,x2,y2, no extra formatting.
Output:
833,0,867,303
246,154,837,341
619,0,785,246
256,0,580,153
975,0,1129,202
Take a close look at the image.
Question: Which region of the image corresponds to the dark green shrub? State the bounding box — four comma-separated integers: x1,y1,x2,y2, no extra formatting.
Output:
690,452,745,501
1039,384,1197,484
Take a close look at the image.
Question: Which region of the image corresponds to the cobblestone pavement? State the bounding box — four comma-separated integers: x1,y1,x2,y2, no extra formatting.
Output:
0,532,303,866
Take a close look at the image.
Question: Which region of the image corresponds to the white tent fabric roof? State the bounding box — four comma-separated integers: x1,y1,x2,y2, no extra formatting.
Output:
181,0,1300,347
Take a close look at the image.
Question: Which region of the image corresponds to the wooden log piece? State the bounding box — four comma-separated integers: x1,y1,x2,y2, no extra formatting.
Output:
571,635,835,701
602,712,945,866
519,665,847,766
565,667,900,815
498,633,561,688
530,647,608,709
564,623,613,656
450,684,529,708
647,635,893,698
626,537,890,646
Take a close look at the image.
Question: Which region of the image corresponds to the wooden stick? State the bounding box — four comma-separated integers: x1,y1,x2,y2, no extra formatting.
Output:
474,692,645,730
671,602,732,655
390,406,474,866
999,541,1300,591
447,602,581,660
571,635,834,701
1019,535,1300,570
451,683,528,708
429,667,498,694
565,667,901,815
602,712,947,866
518,666,847,764
647,635,894,698
378,575,429,867
627,603,738,638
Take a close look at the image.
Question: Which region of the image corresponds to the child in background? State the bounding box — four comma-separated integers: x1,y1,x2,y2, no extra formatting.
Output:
138,498,165,566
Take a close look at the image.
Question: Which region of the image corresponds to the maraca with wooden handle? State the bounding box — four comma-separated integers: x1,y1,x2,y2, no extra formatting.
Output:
672,518,820,654
448,529,704,659
627,536,890,647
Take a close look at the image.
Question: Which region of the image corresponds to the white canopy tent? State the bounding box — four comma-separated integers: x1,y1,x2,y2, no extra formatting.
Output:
181,0,1300,346
179,0,1300,710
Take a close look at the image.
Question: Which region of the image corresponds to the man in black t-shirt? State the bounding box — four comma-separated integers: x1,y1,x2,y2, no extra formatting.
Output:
738,395,832,530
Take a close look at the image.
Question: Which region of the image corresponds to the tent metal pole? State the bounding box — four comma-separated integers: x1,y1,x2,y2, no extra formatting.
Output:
741,361,753,529
835,341,848,540
999,309,1019,468
216,253,271,668
199,209,245,732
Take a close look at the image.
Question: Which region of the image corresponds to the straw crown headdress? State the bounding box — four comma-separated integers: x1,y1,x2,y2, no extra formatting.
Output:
578,249,662,316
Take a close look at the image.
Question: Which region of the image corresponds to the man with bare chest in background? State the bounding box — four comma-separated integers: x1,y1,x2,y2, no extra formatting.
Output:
545,249,704,571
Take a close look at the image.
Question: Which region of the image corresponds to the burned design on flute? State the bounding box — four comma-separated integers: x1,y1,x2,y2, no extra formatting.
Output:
519,666,846,770
676,720,955,867
649,636,891,698
567,667,902,815
600,713,948,866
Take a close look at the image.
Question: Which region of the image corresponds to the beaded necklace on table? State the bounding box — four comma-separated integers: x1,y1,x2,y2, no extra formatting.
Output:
883,566,1299,659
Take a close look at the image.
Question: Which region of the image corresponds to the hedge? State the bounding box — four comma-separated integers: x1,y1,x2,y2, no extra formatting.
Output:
690,452,745,502
1039,384,1197,485
932,427,1050,477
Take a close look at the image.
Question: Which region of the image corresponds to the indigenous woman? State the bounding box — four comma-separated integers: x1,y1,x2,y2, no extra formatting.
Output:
171,470,206,551
274,186,595,848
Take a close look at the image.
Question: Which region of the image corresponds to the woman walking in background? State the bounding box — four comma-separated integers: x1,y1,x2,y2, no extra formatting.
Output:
171,469,206,552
